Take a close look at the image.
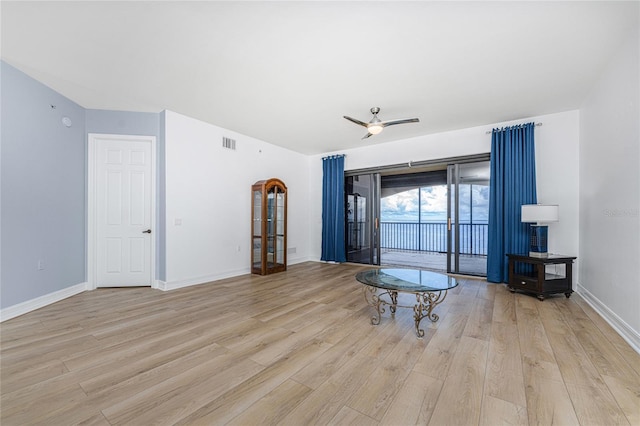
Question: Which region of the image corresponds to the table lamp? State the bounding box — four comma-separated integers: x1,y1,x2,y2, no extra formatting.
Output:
521,204,559,257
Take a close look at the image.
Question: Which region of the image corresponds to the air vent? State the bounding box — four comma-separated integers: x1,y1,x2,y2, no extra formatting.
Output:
222,137,236,151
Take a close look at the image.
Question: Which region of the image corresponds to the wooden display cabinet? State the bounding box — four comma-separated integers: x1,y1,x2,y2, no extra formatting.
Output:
251,178,287,275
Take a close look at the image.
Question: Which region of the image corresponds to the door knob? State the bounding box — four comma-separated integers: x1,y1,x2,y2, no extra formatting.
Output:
142,229,152,234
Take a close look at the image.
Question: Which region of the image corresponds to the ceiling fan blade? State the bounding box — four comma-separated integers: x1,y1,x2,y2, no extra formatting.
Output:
380,117,420,128
361,132,373,139
343,115,368,127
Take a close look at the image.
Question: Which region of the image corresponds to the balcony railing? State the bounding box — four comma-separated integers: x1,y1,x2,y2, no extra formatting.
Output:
379,221,488,256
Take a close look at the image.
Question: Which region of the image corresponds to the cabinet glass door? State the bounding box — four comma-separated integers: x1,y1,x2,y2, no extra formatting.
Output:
267,189,276,267
252,190,262,270
276,189,285,265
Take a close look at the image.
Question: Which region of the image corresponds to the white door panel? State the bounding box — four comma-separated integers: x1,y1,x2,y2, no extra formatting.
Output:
94,136,153,287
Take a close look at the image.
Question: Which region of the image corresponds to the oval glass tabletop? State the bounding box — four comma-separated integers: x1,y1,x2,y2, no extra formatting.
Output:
356,268,458,292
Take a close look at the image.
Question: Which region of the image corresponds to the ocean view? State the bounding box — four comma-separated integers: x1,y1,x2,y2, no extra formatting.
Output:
379,221,488,255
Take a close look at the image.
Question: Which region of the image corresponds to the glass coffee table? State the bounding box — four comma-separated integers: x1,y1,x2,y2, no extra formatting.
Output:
355,268,458,338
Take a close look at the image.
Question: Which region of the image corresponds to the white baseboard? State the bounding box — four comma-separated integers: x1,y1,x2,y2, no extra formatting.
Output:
159,258,316,292
0,282,88,322
0,260,323,320
288,256,314,265
161,267,250,292
576,282,640,354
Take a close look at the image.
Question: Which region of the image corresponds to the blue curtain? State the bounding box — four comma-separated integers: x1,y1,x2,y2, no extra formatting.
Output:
487,123,537,282
321,155,347,262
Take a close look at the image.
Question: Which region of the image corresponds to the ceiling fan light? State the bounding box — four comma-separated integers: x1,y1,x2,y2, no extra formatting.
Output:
368,124,383,135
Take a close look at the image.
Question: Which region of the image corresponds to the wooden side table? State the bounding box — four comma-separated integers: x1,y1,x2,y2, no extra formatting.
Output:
506,254,576,301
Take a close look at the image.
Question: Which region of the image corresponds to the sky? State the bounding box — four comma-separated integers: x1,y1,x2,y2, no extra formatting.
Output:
381,184,490,223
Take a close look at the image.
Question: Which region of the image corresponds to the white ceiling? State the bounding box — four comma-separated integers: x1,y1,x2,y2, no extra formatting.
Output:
2,1,638,155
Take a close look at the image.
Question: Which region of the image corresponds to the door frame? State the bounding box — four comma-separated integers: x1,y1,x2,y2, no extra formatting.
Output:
348,153,490,272
447,160,491,276
344,172,381,265
447,163,460,274
87,133,157,290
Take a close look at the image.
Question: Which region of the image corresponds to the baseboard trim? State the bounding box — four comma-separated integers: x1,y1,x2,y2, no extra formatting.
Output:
160,258,316,292
287,256,314,265
576,282,640,354
0,282,88,322
162,268,250,292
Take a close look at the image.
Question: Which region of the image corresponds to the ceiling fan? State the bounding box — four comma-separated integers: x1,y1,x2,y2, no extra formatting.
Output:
343,107,420,139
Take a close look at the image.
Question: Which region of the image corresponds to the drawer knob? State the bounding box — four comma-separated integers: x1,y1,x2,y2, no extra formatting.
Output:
521,281,527,285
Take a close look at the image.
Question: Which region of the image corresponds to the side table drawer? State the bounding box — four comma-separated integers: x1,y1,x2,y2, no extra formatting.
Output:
510,275,538,290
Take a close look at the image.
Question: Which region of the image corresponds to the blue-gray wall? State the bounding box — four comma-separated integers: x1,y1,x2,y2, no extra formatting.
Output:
1,61,86,308
1,61,163,310
86,109,160,136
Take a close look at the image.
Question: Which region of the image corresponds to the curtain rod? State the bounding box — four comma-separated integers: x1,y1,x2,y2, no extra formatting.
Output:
485,122,542,134
322,154,346,160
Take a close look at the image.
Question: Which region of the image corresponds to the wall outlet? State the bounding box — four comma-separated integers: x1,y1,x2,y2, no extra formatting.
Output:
174,218,182,226
236,245,241,252
37,260,44,270
287,247,296,254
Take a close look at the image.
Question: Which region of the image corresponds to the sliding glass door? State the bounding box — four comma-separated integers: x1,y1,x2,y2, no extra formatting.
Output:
345,173,380,265
344,155,489,274
447,161,490,276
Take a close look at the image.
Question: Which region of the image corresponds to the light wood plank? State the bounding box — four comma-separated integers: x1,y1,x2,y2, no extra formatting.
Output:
484,321,527,407
280,352,382,425
602,374,640,425
572,296,640,377
565,381,630,425
173,338,333,425
412,312,469,380
515,295,557,366
480,395,528,426
462,295,494,341
101,356,265,425
292,317,388,389
428,336,489,426
226,379,313,426
328,406,378,426
492,285,518,324
0,358,69,394
380,370,442,425
556,299,640,381
524,373,580,425
1,262,638,425
347,364,412,421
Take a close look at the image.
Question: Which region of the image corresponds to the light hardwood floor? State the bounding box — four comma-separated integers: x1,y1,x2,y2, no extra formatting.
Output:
1,262,638,425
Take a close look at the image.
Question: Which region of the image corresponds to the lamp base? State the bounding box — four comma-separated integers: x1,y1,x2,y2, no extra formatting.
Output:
529,225,548,258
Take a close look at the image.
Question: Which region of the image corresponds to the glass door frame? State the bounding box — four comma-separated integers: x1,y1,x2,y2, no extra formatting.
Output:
344,172,381,265
447,164,460,274
447,160,490,277
345,153,489,272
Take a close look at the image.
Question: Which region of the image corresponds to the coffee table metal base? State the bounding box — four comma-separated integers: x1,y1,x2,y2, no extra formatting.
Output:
362,286,448,338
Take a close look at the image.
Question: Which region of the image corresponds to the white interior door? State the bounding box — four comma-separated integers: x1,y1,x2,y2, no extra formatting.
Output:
90,134,155,287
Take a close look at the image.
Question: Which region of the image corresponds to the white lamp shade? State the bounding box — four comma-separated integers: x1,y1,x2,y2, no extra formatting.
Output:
521,204,559,223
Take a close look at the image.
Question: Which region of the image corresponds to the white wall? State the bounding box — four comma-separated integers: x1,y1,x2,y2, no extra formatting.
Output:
309,110,581,279
578,27,639,347
163,110,311,288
